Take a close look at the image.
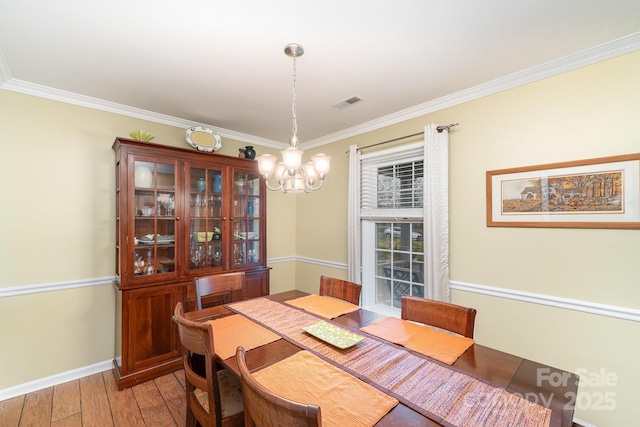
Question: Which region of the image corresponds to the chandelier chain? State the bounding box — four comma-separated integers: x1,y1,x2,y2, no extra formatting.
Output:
291,52,298,141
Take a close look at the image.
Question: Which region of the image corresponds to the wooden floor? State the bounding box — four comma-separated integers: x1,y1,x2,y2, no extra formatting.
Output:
0,369,186,427
0,370,585,427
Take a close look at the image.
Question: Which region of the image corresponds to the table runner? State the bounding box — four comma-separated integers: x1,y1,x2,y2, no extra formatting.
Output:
285,294,361,319
253,350,398,427
360,316,474,365
227,297,551,427
207,314,280,360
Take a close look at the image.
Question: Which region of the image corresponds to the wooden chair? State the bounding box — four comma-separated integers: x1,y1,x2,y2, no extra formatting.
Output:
319,276,362,305
172,302,244,427
236,347,322,427
401,295,477,338
195,272,245,310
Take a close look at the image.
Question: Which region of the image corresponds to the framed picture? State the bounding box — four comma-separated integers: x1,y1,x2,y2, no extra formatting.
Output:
486,153,640,229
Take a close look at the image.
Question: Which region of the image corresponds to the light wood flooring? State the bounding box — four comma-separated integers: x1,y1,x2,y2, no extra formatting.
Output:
0,370,586,427
0,369,186,427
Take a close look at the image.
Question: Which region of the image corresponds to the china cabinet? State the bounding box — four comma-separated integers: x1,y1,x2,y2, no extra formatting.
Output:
112,138,269,389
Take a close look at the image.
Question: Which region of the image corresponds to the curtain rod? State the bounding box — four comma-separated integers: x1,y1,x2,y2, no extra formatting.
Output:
346,123,459,153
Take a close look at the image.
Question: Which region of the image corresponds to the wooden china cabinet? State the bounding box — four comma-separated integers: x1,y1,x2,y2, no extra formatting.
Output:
112,138,269,389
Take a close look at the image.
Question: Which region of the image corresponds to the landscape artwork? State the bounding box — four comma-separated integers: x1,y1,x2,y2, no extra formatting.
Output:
500,171,623,215
486,154,640,229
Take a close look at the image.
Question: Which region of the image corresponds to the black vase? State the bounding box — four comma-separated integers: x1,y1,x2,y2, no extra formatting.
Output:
244,146,256,160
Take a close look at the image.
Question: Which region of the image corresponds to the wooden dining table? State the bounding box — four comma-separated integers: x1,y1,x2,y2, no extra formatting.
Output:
185,290,578,427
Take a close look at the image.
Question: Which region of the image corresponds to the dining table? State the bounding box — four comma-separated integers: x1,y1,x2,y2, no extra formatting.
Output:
185,290,578,427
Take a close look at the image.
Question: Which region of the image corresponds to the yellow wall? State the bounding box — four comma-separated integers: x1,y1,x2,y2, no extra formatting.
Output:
0,285,115,386
0,91,297,388
293,51,640,426
1,50,639,426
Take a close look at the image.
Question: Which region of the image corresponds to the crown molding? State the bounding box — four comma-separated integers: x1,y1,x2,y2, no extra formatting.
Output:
302,31,640,149
0,78,285,149
1,32,639,150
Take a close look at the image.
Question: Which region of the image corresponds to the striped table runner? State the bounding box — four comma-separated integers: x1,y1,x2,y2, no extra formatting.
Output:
228,297,551,427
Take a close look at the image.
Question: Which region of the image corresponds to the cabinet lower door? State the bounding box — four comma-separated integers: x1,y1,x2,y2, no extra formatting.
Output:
243,268,270,300
117,283,185,389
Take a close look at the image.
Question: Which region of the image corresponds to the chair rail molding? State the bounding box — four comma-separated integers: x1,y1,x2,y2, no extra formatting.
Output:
267,255,348,271
2,269,638,323
0,276,116,298
450,280,640,323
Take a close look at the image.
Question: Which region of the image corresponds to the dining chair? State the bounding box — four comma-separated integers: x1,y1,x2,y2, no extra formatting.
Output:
236,347,322,427
195,272,245,310
319,276,362,305
172,302,245,427
401,295,477,338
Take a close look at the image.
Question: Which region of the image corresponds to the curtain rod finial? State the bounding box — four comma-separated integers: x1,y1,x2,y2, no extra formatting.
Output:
437,123,459,133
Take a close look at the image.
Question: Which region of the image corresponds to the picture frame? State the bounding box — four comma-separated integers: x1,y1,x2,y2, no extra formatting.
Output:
486,153,640,229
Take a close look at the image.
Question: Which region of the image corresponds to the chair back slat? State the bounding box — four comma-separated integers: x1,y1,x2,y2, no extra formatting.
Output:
319,276,362,305
236,347,322,427
195,272,245,310
401,295,477,338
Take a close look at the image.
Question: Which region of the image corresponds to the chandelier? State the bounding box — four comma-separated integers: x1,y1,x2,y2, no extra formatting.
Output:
256,43,331,193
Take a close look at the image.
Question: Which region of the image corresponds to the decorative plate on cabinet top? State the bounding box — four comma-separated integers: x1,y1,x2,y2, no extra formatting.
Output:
185,126,222,152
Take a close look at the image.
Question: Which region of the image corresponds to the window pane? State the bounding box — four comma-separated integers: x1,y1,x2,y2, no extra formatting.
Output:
362,160,423,211
375,276,392,307
374,221,425,310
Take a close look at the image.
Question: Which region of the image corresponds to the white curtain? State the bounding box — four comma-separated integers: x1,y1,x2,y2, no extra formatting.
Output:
424,124,450,301
347,144,361,283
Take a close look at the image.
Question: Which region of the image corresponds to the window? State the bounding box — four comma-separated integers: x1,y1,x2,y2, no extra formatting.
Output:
360,143,424,316
372,222,424,308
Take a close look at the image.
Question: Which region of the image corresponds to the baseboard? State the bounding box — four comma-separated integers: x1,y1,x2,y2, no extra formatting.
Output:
0,359,113,401
571,417,597,427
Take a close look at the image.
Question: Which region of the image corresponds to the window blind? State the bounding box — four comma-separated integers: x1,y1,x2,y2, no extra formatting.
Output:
360,143,424,217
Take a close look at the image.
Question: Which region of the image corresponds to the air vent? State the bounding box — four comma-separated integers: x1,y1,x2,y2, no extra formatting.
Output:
333,95,364,110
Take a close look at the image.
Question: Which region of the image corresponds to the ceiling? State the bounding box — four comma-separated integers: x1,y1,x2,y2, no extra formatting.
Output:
1,1,640,148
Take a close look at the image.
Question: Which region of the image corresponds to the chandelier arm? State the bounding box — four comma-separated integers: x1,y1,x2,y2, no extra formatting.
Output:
264,179,284,192
304,178,325,192
297,165,325,192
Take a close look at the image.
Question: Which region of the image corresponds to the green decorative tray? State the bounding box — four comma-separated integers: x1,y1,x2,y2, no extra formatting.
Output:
302,321,365,349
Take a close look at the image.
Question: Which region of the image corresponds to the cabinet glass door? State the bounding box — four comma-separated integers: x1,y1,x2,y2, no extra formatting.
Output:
132,159,177,279
233,171,261,267
188,166,224,272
